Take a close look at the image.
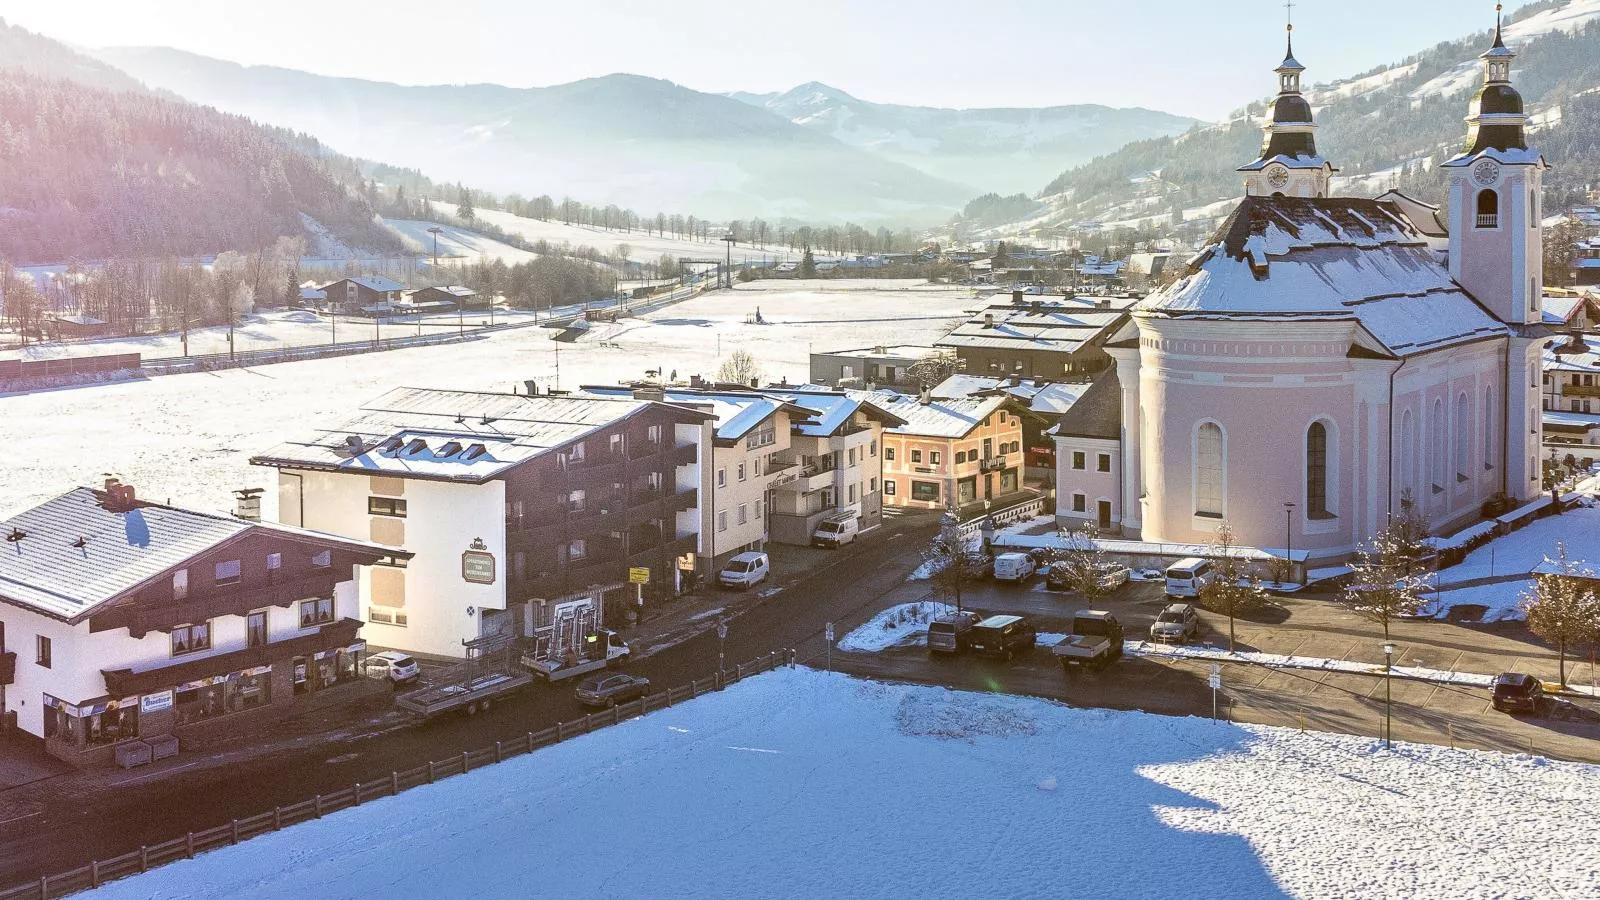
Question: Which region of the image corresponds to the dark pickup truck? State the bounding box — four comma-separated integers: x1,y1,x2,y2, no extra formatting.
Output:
1052,611,1125,674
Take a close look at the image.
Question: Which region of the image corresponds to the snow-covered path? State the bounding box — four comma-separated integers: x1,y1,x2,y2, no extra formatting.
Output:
83,668,1600,900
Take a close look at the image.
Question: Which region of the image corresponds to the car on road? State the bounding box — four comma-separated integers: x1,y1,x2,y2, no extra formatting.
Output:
1053,611,1125,674
992,552,1037,583
575,673,651,708
1149,603,1202,644
811,513,859,548
927,610,982,655
719,551,771,590
1490,672,1545,714
968,614,1038,661
365,650,421,688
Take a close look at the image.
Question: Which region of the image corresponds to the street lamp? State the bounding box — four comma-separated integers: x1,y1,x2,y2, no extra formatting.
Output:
1283,501,1297,587
717,620,728,676
1382,641,1396,748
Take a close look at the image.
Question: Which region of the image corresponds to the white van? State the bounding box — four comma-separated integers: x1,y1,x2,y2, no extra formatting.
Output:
992,552,1037,583
718,551,771,590
1164,557,1214,598
811,513,859,548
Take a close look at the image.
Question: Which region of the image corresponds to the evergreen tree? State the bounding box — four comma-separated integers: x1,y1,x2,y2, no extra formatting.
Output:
457,185,475,222
799,247,817,279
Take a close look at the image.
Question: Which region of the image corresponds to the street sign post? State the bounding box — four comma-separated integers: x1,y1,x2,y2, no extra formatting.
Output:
825,622,835,673
717,621,728,675
1209,663,1222,720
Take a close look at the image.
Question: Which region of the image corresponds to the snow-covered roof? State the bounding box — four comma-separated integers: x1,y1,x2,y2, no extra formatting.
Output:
1238,153,1332,172
848,390,1014,440
579,387,811,444
299,287,327,301
341,276,405,293
252,388,708,483
930,374,1091,418
937,298,1130,355
417,285,477,298
758,389,908,436
1441,146,1547,169
48,314,105,326
816,345,940,360
1542,410,1600,429
0,487,394,623
1543,296,1584,325
1544,335,1600,372
1141,196,1509,357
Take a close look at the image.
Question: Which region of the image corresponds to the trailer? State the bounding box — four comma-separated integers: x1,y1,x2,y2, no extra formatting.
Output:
522,628,631,682
396,634,532,719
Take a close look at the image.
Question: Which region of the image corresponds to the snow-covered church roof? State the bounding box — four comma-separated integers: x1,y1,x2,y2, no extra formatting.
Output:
1136,196,1508,357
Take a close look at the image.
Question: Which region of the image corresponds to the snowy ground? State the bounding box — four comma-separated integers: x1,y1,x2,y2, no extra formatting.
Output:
837,601,950,652
84,668,1600,900
1436,506,1600,584
0,282,975,519
465,207,812,266
383,218,540,265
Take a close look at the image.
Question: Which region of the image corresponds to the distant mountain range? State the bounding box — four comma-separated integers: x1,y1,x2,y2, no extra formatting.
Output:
729,82,1198,196
985,0,1600,241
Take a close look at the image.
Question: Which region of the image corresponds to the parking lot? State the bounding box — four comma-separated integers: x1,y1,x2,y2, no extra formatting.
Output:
826,573,1600,763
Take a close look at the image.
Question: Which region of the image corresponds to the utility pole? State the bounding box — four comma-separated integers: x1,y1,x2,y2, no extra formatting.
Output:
428,225,442,269
723,233,736,289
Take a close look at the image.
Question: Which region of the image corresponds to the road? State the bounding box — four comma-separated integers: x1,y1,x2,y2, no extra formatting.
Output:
0,515,939,887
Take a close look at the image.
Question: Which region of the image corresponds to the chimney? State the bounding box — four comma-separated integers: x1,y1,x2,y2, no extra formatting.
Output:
689,374,704,388
234,487,263,522
524,379,539,396
1031,300,1043,313
1097,297,1110,310
1011,290,1024,305
103,473,121,493
633,386,665,402
919,386,931,405
102,482,136,512
749,377,759,388
873,345,887,354
983,313,995,329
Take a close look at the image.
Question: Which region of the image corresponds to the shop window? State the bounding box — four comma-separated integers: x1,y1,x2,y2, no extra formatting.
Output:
367,497,407,517
171,622,211,656
84,704,139,746
214,559,242,586
300,597,336,628
911,481,940,502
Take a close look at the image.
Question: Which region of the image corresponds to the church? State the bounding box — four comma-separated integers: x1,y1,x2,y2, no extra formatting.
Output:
1053,15,1548,568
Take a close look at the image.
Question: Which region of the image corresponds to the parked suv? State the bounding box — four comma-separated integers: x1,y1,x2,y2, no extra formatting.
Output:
927,610,982,655
575,673,651,708
967,614,1038,661
1149,603,1202,644
364,650,420,688
718,551,771,590
1491,672,1545,714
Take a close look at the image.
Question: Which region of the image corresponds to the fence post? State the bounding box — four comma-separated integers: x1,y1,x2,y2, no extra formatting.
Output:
91,860,100,887
666,686,675,707
613,704,622,725
391,771,400,794
314,795,323,818
185,832,195,858
428,761,436,783
140,846,149,873
273,807,282,830
495,741,504,763
557,721,565,742
353,782,362,806
232,818,241,842
462,751,471,773
39,875,46,899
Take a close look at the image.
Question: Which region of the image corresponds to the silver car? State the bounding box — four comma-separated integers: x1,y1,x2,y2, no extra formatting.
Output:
365,650,420,687
1149,603,1201,644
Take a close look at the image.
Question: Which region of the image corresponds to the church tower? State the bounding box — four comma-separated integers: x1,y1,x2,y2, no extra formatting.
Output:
1239,22,1335,198
1443,6,1548,503
1443,7,1547,326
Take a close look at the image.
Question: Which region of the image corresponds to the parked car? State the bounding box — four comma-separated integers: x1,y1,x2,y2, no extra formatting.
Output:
1045,561,1131,593
967,614,1038,661
365,650,420,688
992,552,1037,583
1053,611,1125,674
575,673,651,708
927,610,982,655
811,513,859,548
1490,672,1544,714
718,551,770,590
1164,558,1215,598
1149,603,1202,644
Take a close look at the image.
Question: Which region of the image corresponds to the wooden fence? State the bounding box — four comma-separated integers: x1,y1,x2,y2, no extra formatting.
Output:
0,353,141,381
0,649,794,900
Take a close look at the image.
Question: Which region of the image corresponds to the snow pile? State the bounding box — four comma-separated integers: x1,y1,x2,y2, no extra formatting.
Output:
84,668,1600,900
1435,506,1600,584
1127,641,1496,689
837,600,947,652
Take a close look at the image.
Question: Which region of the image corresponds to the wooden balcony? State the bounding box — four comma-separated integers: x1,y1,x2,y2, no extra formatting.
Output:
1562,383,1600,399
91,571,340,638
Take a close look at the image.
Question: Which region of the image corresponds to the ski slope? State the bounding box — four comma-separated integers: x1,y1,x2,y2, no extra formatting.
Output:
83,668,1600,900
383,218,540,265
465,207,806,264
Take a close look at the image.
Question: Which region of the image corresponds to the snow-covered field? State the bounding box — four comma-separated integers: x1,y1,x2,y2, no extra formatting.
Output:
84,668,1600,900
384,218,540,265
464,207,810,265
1437,506,1600,584
0,281,975,519
0,309,539,362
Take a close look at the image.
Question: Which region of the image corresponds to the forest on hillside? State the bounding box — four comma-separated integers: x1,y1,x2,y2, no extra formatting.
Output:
0,73,400,264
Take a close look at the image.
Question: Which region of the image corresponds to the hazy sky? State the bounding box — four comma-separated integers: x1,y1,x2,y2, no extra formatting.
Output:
0,0,1527,120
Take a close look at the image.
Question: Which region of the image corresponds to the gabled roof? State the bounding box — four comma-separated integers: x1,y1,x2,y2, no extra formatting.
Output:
416,284,477,298
1141,195,1509,357
936,297,1131,355
1048,372,1121,441
930,374,1092,418
251,388,711,483
579,386,817,445
0,488,397,623
848,390,1016,440
336,276,405,293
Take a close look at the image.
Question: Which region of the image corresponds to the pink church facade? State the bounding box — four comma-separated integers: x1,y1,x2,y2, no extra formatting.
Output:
1054,19,1548,567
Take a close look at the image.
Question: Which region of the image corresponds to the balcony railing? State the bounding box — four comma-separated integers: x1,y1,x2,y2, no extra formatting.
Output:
1563,383,1600,399
95,571,339,638
669,442,698,467
1476,214,1499,229
669,487,698,513
629,487,665,510
628,439,665,460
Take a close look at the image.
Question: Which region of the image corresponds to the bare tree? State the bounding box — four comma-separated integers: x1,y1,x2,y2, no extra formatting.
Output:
1050,524,1112,601
1342,517,1432,642
907,352,960,390
1196,523,1267,653
716,349,762,386
1521,544,1600,685
924,532,990,615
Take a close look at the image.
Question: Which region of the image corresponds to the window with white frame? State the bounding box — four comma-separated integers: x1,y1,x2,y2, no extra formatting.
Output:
737,504,748,525
214,559,242,586
1194,422,1224,518
1096,453,1111,473
567,539,588,561
1072,451,1086,470
171,621,212,656
884,480,896,496
299,597,335,627
718,511,729,532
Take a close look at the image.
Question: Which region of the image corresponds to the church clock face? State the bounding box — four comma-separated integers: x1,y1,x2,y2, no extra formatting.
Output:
1266,165,1290,190
1473,159,1501,186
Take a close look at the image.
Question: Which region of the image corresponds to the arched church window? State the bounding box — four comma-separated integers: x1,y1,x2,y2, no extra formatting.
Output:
1400,410,1416,500
1194,422,1224,519
1476,189,1499,229
1483,387,1495,469
1454,393,1471,481
1306,422,1330,519
1430,399,1447,492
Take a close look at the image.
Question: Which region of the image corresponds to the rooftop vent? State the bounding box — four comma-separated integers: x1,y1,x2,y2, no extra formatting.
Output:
380,436,405,454
405,438,429,455
436,441,463,458
462,443,488,462
983,313,995,329
71,536,87,549
336,435,367,458
5,527,25,543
